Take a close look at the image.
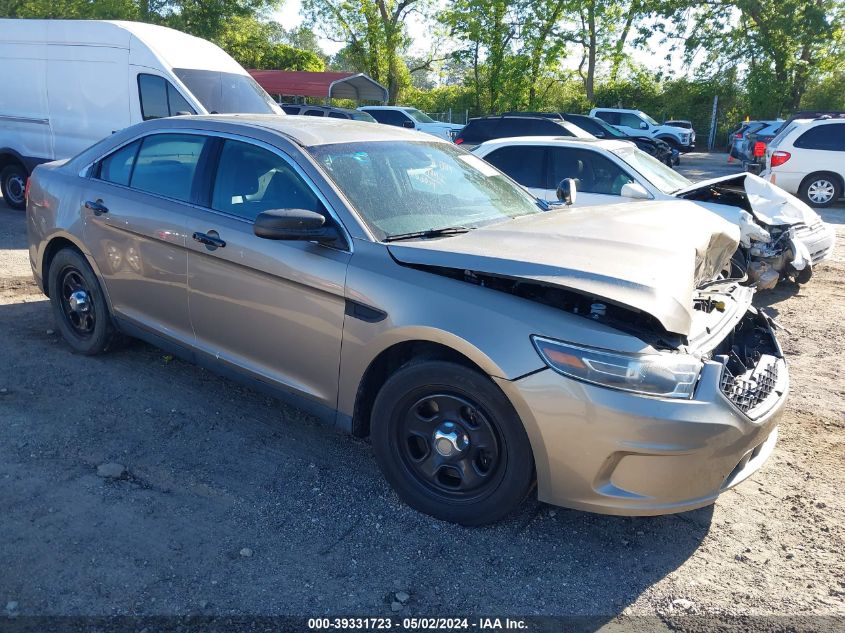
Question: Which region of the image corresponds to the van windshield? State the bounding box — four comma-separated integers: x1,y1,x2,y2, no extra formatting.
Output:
173,69,278,115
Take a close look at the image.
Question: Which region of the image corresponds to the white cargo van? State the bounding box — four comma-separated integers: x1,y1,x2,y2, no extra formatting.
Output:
0,19,283,209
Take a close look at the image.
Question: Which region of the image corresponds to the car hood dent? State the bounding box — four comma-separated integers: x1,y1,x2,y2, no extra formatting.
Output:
387,202,740,337
675,173,821,226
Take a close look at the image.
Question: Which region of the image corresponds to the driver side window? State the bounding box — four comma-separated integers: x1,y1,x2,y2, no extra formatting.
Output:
619,113,646,128
548,148,634,195
211,140,322,221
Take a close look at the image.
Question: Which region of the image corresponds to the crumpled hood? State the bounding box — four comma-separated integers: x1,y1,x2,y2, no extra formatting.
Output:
675,173,821,226
388,201,740,337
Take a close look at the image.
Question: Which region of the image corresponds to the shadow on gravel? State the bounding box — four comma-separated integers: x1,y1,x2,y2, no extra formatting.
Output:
755,281,801,314
0,293,713,619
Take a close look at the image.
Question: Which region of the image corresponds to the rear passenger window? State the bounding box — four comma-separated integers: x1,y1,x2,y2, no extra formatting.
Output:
594,111,620,125
98,140,141,186
211,140,322,221
138,74,196,120
794,124,845,151
129,134,207,202
282,105,301,115
328,111,348,119
484,146,546,188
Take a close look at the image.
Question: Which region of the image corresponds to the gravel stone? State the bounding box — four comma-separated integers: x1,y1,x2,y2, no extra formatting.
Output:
96,463,126,479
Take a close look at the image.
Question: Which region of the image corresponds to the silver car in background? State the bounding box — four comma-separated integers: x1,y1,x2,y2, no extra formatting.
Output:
27,116,788,524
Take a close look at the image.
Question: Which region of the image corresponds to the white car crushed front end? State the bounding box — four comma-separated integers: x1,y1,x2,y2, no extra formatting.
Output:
676,172,836,288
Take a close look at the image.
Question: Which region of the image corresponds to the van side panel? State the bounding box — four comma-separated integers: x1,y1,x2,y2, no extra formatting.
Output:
0,38,52,164
46,44,131,159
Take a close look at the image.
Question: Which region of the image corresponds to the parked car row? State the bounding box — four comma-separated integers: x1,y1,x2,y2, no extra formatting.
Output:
4,18,835,527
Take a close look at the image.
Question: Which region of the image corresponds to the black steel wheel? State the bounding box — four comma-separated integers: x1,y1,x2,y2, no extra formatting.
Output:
48,248,117,355
0,163,28,211
371,360,534,525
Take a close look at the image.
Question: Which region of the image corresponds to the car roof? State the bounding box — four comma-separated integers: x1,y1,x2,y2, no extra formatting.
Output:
137,114,439,147
475,136,631,152
359,106,418,111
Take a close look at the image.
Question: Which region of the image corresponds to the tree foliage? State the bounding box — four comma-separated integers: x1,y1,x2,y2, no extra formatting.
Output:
302,0,424,103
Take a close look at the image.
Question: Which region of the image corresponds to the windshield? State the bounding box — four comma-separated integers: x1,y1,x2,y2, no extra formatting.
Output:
173,69,279,115
403,108,436,124
613,146,691,194
769,123,798,149
592,117,626,138
641,112,660,126
309,141,542,239
351,111,377,122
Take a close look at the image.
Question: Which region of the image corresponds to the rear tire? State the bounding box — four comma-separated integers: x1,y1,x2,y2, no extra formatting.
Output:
371,360,534,525
798,172,841,208
48,248,117,355
0,163,28,211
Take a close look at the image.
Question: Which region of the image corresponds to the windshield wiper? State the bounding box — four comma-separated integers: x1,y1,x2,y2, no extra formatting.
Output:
384,226,473,242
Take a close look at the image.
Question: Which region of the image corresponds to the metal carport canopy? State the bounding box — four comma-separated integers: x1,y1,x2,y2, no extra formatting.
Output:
248,70,388,103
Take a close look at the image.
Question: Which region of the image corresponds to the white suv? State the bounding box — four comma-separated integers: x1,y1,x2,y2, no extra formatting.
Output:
358,106,463,140
590,108,694,151
761,116,845,207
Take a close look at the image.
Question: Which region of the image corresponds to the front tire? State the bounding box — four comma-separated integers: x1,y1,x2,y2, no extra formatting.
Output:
371,360,534,525
0,163,28,210
798,172,841,208
48,248,117,355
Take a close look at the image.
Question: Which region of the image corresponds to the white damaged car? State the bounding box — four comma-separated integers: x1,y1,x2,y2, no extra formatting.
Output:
473,137,836,288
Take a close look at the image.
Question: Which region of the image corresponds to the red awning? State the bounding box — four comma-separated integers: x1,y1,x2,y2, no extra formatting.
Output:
248,70,388,103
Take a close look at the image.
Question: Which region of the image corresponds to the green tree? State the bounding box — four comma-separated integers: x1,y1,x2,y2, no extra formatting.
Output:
213,16,325,70
302,0,424,103
668,0,845,112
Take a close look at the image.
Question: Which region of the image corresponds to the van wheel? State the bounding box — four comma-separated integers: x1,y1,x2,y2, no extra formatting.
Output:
371,360,534,525
48,248,117,355
0,163,28,210
799,173,841,208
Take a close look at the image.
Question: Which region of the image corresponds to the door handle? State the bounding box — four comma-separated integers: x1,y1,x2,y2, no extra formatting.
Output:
84,200,109,214
192,231,226,248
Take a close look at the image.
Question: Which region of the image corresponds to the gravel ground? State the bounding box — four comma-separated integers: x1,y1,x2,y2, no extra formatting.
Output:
1,155,844,624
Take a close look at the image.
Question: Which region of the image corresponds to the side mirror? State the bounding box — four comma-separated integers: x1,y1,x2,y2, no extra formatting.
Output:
620,181,651,200
639,121,649,130
402,120,416,129
253,209,339,244
556,178,578,206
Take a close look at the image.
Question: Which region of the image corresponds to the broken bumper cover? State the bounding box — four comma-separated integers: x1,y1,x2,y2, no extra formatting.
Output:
496,340,788,516
793,219,836,264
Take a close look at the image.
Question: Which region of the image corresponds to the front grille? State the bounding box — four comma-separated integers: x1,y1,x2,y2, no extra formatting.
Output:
720,357,779,414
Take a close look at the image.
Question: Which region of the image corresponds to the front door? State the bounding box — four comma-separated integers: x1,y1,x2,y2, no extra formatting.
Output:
82,132,209,344
545,147,637,206
183,138,350,408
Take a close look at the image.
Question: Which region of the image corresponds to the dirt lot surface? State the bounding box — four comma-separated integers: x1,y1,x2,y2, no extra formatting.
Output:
1,153,844,624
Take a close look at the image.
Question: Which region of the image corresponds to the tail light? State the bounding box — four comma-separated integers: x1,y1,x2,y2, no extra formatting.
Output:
454,137,464,145
734,133,742,139
753,141,766,157
770,151,791,167
24,177,31,203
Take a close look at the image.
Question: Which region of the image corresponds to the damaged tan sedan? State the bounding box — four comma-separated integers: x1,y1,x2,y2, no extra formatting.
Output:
26,116,788,525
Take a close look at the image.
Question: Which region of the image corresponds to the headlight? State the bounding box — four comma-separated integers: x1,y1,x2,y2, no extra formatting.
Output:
531,336,702,399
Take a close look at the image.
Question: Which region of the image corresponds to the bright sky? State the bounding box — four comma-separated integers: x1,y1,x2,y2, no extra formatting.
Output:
272,0,690,77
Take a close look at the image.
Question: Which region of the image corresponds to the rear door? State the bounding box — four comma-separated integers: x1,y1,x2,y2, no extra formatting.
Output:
82,132,209,345
183,136,350,408
481,145,548,199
